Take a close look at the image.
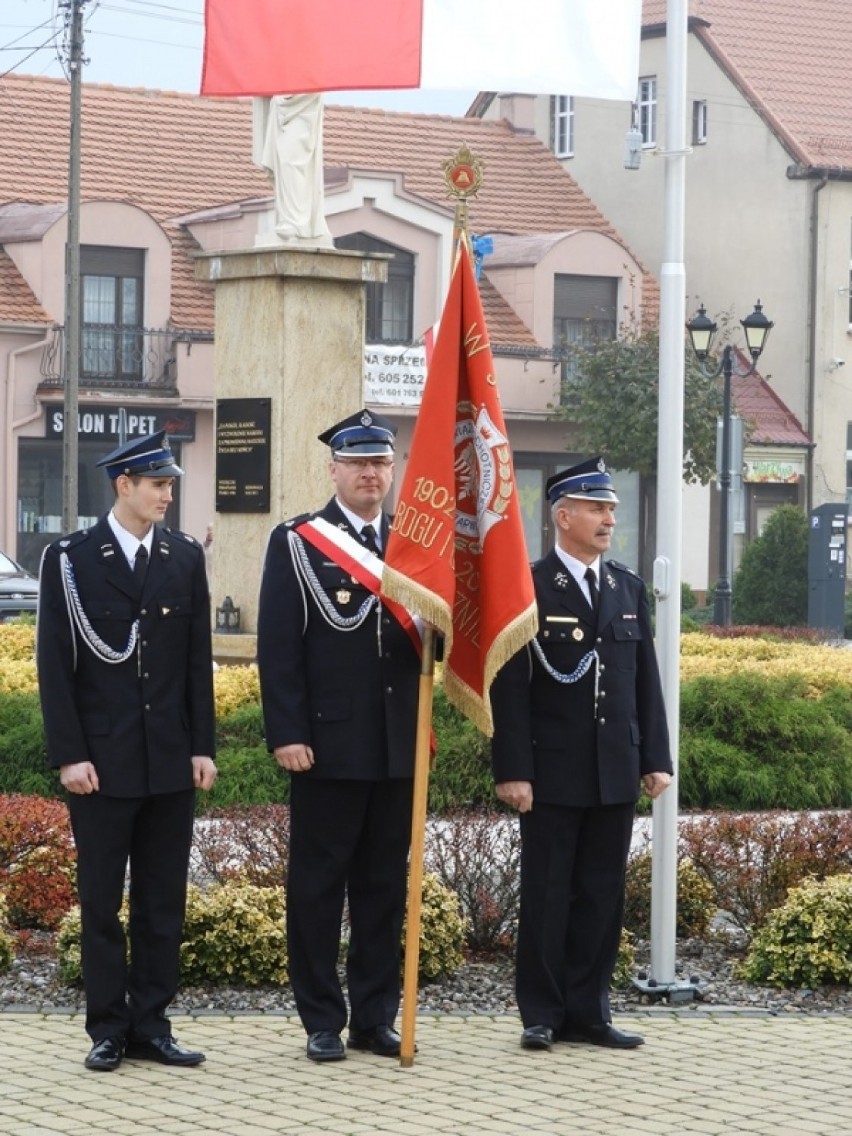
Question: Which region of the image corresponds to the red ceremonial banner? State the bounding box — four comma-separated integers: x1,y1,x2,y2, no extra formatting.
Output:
380,244,537,735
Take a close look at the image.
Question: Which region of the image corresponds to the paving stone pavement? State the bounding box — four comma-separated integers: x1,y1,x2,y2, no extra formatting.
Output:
0,1011,849,1136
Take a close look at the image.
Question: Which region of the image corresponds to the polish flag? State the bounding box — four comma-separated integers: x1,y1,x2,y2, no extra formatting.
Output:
201,0,642,103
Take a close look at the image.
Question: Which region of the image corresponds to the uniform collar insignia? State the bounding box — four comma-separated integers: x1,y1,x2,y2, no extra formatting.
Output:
554,570,570,589
605,571,616,589
100,543,116,558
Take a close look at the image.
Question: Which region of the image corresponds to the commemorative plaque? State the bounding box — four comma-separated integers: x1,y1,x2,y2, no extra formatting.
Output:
215,398,271,512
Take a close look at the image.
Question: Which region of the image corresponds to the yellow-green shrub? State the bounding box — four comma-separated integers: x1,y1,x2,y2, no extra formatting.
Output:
403,872,467,981
0,623,36,663
681,633,852,696
0,895,13,973
612,929,636,989
624,851,717,939
57,884,289,987
214,664,261,719
740,874,852,988
0,624,37,695
181,883,288,985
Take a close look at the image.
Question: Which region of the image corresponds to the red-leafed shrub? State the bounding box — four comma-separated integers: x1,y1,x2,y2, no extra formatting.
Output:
0,794,77,930
425,809,521,954
678,810,852,935
191,804,290,888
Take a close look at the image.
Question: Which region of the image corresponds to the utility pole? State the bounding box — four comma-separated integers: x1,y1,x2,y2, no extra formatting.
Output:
61,0,86,533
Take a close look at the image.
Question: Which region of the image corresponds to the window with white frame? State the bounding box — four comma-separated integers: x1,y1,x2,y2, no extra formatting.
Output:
692,100,708,145
553,94,574,158
638,76,657,147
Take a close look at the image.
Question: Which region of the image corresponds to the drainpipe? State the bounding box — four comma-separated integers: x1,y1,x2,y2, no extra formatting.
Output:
806,176,827,512
3,332,52,553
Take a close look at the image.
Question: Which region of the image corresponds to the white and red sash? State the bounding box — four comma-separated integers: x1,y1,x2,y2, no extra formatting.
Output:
294,516,424,656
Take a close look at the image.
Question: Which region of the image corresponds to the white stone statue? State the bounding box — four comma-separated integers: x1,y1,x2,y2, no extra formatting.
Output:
251,94,333,248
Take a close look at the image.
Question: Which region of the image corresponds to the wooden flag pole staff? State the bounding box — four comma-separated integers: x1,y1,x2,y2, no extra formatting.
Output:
399,626,436,1067
398,148,483,1068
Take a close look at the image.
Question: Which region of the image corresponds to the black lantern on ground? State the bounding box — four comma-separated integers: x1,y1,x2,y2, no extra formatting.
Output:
216,595,241,633
686,301,774,627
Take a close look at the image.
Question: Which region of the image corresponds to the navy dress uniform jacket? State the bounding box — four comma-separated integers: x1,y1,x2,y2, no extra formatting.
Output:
257,498,420,779
37,516,216,794
491,550,672,805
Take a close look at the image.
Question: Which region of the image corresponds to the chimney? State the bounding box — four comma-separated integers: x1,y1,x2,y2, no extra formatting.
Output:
497,92,537,134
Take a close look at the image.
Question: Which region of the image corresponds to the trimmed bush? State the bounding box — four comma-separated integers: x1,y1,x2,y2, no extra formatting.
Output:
181,884,288,985
0,692,57,798
0,896,13,973
58,872,466,988
680,674,852,810
428,684,494,813
623,850,717,939
192,805,289,887
739,874,852,988
678,811,852,934
425,809,520,954
612,930,637,990
58,885,289,987
403,872,467,981
732,505,808,627
0,794,76,929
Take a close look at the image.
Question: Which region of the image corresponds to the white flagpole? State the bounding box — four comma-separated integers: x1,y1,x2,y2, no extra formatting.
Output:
649,0,687,991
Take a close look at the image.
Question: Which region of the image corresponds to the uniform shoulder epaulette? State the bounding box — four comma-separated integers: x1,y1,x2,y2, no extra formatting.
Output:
162,526,199,545
53,528,90,552
607,559,641,579
284,511,313,530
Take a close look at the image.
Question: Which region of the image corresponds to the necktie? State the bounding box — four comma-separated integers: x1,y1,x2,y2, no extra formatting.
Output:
584,566,599,614
134,543,149,586
361,523,382,558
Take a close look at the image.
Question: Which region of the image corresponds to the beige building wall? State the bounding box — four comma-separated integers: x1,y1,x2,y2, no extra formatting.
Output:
812,180,852,506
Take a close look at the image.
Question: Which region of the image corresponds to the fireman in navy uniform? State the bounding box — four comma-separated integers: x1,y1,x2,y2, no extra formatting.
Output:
37,431,217,1072
490,457,672,1051
257,409,420,1063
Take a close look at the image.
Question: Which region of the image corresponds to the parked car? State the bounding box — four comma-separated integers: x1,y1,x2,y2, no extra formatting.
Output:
0,550,39,621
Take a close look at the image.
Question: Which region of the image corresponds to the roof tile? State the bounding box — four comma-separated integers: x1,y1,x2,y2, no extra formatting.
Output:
642,0,852,169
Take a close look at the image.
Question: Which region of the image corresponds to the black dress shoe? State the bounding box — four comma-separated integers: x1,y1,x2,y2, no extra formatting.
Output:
84,1036,125,1072
307,1030,346,1062
126,1036,206,1066
561,1022,645,1049
520,1024,555,1051
347,1024,402,1057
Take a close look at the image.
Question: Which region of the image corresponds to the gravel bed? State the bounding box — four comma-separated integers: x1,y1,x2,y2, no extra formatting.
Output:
2,936,851,1016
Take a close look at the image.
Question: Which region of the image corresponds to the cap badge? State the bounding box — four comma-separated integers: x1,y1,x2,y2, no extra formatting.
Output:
360,411,373,427
597,458,607,472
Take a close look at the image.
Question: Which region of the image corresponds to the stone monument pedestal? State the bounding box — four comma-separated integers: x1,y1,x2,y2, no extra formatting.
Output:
195,245,387,659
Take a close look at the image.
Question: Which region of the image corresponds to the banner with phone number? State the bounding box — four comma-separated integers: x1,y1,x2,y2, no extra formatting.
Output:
363,344,427,407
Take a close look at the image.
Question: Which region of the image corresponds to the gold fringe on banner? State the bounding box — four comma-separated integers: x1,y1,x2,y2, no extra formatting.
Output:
381,564,455,655
444,602,538,736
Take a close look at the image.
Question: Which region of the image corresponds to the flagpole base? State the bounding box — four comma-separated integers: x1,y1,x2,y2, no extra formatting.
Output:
631,974,703,1004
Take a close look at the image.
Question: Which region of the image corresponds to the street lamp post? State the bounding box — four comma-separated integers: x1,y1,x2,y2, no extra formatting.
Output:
686,302,774,625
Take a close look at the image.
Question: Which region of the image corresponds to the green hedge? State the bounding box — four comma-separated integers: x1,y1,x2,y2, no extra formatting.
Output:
4,665,852,814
